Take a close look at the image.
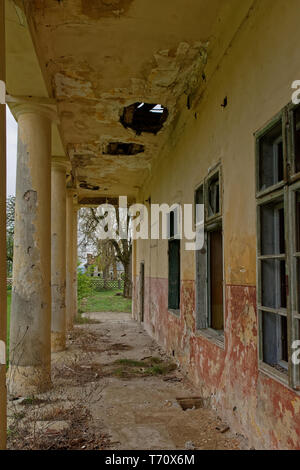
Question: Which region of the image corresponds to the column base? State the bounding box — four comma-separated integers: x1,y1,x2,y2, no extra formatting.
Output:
8,364,51,398
51,332,66,352
0,366,6,450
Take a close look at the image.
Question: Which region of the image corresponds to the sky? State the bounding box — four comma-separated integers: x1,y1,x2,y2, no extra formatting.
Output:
6,105,17,197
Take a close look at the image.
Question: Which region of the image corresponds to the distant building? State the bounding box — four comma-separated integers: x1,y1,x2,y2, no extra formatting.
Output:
85,253,124,279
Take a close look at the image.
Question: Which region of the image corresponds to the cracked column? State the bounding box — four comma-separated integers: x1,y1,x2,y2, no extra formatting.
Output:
66,189,77,330
9,103,55,396
0,0,7,449
51,157,68,352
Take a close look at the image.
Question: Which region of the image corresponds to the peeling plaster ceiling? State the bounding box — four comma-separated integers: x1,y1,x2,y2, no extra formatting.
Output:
7,0,227,202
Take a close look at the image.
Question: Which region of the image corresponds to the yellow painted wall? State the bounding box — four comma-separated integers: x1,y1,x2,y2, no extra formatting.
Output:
135,0,300,287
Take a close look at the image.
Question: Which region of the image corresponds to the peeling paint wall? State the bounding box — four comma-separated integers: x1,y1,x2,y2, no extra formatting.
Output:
23,0,226,199
133,0,300,449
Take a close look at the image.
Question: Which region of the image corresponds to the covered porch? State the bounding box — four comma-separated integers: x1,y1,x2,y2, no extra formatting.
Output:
0,0,230,448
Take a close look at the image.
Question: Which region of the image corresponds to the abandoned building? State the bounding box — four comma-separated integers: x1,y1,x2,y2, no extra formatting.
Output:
0,0,300,450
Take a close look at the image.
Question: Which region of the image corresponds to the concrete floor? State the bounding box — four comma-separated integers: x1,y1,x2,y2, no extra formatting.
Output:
8,312,245,450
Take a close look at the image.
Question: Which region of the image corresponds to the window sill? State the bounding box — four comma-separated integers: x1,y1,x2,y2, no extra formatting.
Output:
195,328,225,350
168,309,180,318
258,361,292,390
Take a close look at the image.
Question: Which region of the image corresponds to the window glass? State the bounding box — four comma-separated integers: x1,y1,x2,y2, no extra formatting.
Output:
260,201,285,255
207,173,220,218
195,185,204,205
259,121,283,192
262,311,288,370
293,106,300,174
261,259,287,309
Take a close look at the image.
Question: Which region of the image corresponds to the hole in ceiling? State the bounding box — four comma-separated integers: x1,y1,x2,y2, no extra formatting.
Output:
79,181,100,191
104,142,145,156
120,102,169,135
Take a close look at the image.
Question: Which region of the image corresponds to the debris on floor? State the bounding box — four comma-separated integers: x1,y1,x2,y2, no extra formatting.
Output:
7,312,247,450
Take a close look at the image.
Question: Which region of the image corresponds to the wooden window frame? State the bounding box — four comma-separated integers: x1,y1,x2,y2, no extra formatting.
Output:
195,165,225,348
287,102,300,184
256,103,300,390
255,110,288,199
289,179,300,389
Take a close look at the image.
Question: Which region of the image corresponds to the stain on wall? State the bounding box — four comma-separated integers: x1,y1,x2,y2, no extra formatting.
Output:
133,0,300,449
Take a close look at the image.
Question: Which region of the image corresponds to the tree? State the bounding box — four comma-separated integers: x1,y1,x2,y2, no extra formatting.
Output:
78,205,132,298
6,195,15,277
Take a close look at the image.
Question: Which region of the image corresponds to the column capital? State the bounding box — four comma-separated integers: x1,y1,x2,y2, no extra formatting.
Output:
51,156,71,173
10,102,58,123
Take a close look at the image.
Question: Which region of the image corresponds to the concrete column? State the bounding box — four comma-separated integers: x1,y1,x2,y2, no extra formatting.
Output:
9,103,55,396
72,207,78,321
66,189,77,330
0,0,7,449
51,158,68,352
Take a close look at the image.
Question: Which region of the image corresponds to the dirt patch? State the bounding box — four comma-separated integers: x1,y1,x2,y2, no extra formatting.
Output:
75,314,101,325
53,362,104,385
104,356,177,378
8,312,247,450
8,405,110,450
67,328,104,353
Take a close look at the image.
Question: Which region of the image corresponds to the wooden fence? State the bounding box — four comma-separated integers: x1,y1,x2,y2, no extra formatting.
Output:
7,277,124,291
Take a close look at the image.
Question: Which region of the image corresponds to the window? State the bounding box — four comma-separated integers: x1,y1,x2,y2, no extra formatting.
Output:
195,167,224,338
168,207,181,312
257,118,285,193
256,104,300,389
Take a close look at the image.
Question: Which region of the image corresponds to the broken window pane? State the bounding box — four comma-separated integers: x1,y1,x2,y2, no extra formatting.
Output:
262,311,288,371
261,259,287,309
260,200,285,255
293,106,300,174
207,173,220,218
258,120,284,192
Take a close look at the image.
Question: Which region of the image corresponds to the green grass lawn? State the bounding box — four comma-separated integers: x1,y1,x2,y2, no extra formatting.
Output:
83,289,132,313
6,288,131,353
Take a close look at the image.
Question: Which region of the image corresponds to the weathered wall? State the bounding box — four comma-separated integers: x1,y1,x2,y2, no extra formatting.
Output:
133,0,300,449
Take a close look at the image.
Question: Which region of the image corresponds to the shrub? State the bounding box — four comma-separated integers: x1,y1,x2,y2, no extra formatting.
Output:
77,271,93,303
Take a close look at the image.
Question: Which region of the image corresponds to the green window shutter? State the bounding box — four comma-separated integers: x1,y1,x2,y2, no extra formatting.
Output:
168,240,180,310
